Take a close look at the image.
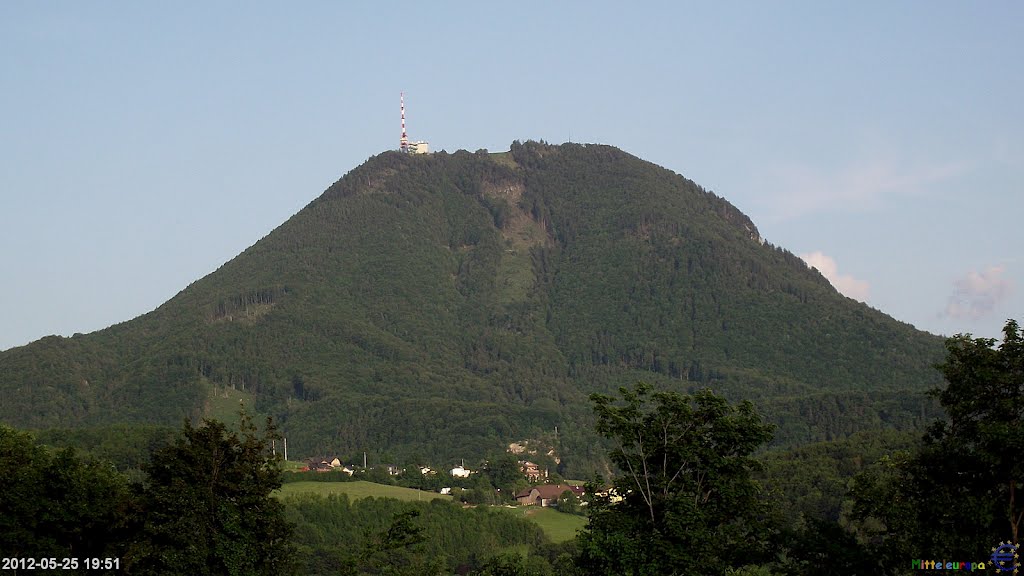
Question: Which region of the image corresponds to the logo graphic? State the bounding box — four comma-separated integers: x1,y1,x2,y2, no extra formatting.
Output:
991,542,1019,574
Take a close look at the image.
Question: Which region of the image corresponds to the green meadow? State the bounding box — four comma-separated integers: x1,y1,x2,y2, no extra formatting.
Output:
276,480,452,502
494,505,587,543
278,480,585,543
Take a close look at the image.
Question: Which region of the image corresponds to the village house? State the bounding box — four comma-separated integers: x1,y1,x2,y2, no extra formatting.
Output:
515,484,585,507
593,486,624,503
519,460,546,482
305,457,352,474
307,459,333,472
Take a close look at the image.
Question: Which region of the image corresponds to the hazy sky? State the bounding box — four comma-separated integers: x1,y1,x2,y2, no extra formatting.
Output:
2,2,1021,351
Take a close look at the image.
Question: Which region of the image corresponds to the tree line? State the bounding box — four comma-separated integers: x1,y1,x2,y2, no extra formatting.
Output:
3,319,1019,574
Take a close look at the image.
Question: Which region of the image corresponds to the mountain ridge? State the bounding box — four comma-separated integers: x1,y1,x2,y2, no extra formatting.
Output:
0,141,944,474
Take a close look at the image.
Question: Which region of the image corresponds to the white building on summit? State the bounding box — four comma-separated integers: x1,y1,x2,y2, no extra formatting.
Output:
407,140,429,154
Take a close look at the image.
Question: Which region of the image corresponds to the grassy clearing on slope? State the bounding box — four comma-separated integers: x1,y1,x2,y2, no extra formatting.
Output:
276,480,452,502
488,151,518,169
203,383,263,427
494,506,587,543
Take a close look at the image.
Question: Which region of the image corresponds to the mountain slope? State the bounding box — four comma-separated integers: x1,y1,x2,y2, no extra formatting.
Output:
0,142,944,473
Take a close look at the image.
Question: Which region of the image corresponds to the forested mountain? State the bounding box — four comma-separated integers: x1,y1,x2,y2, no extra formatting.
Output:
0,141,945,475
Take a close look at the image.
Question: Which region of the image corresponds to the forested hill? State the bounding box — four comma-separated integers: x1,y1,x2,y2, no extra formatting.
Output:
0,141,945,475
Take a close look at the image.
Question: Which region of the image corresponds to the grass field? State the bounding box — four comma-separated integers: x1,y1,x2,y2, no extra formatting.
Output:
276,481,452,502
277,481,586,543
494,506,588,543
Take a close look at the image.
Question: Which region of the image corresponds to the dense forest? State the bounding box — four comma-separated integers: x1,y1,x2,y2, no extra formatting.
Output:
5,321,1020,575
0,141,946,476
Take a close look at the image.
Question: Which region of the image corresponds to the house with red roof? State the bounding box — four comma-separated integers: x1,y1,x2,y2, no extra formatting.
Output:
514,484,585,507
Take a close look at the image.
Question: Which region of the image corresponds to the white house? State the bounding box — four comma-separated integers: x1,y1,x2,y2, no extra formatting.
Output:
451,465,471,478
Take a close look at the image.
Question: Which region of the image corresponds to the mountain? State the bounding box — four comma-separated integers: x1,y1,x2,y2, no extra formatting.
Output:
0,141,945,475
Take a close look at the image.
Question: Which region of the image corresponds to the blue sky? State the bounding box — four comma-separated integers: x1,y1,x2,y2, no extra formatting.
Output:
2,2,1021,351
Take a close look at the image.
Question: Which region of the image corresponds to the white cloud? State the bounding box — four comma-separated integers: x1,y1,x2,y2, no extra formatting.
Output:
943,266,1014,320
762,157,968,221
800,251,870,302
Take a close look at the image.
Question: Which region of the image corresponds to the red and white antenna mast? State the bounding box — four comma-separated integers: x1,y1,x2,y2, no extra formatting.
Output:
400,92,409,152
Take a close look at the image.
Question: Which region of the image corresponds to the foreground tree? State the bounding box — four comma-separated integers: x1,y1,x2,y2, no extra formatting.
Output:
338,509,448,576
576,384,774,576
934,319,1024,542
851,319,1024,564
127,414,295,575
0,425,132,563
556,489,582,516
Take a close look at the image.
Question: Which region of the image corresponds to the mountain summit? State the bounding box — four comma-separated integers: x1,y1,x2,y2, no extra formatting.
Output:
0,141,943,473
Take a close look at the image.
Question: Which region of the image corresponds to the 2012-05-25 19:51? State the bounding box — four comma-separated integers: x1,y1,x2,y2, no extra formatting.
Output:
1,557,120,570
